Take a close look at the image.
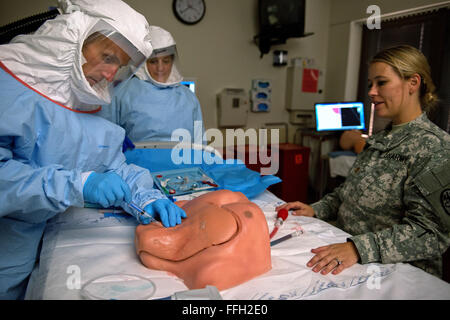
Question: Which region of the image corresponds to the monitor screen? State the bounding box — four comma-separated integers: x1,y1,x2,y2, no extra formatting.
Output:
315,102,365,131
181,80,196,94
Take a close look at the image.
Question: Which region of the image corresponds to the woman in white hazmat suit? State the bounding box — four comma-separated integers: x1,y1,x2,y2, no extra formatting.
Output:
97,26,204,145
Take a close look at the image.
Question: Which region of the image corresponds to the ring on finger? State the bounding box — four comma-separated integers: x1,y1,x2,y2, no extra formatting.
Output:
335,258,342,266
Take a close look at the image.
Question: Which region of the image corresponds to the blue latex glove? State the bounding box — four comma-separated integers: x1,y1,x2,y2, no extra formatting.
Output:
83,172,132,208
144,199,187,227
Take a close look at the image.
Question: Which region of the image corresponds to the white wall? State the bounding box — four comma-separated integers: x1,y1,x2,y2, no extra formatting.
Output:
325,0,447,102
2,0,443,144
126,0,331,144
0,1,56,23
0,0,331,144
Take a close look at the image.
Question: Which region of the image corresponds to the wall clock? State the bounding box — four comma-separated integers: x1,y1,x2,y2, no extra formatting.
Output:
173,0,206,25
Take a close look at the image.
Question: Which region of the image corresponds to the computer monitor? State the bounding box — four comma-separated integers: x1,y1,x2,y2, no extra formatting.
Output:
315,102,365,132
181,79,196,94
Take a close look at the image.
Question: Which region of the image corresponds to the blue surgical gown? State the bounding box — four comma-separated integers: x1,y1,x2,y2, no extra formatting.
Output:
97,77,203,143
0,66,165,299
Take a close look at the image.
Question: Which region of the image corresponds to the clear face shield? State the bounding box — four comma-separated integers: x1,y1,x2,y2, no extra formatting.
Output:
81,20,147,102
145,44,183,86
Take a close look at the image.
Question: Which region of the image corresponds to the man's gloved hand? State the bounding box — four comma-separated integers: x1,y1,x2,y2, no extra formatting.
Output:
83,172,131,208
144,199,187,227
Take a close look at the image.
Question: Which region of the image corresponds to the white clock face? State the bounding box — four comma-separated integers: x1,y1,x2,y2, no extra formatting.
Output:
174,0,206,24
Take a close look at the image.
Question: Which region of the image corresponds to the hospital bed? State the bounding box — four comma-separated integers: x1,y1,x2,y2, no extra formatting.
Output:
25,144,450,300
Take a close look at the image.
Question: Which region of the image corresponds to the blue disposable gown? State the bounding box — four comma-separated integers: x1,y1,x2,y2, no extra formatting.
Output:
97,77,203,143
0,66,165,299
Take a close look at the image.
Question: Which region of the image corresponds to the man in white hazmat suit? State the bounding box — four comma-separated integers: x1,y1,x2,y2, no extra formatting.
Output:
0,0,186,299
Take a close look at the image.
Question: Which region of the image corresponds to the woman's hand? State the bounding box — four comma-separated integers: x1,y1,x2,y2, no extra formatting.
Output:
276,201,315,217
307,242,360,275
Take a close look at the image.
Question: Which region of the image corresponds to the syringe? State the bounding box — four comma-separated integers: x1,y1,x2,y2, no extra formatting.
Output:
128,202,156,223
269,209,289,239
270,229,303,247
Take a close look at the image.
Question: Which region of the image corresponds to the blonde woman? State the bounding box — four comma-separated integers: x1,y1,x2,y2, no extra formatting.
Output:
278,45,450,279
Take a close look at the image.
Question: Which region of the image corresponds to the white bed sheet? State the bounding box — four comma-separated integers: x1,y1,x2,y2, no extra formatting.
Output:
25,190,450,300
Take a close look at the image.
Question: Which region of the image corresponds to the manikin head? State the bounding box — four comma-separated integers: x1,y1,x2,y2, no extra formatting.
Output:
134,190,272,291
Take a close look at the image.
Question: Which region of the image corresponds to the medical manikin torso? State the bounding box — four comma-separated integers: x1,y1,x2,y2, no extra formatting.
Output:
135,190,272,290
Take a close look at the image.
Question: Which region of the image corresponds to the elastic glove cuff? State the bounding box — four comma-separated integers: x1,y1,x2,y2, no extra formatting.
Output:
141,198,157,208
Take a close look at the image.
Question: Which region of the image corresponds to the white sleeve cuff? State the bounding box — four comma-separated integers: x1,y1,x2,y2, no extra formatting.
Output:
81,171,94,187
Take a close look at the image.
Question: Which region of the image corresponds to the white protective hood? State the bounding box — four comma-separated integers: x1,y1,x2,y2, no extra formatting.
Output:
135,25,183,88
0,0,153,111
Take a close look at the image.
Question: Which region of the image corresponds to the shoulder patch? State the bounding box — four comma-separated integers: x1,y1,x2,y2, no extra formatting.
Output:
441,189,450,215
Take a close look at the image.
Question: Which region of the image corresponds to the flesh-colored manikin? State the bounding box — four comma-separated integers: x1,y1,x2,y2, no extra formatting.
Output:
135,189,272,290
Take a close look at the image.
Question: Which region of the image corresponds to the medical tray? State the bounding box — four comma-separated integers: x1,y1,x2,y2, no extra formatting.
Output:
151,167,219,197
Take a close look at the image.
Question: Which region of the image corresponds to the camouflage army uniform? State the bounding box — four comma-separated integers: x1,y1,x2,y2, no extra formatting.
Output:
311,113,450,278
